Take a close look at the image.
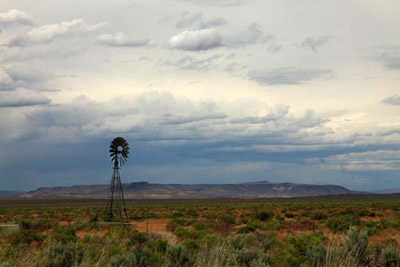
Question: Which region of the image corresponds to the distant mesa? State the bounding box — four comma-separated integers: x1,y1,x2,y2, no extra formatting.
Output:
241,180,272,184
0,190,25,196
20,180,361,199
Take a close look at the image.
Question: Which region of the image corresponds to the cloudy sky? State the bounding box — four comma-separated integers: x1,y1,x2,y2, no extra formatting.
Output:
1,0,400,191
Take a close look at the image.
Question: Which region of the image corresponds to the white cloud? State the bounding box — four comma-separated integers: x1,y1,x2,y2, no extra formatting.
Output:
8,19,105,47
175,11,226,29
97,32,151,47
248,68,332,85
301,36,329,52
0,68,14,91
161,54,223,72
382,95,400,106
169,23,272,51
169,28,222,51
323,150,400,171
0,88,51,108
0,9,33,28
224,23,272,47
377,48,400,70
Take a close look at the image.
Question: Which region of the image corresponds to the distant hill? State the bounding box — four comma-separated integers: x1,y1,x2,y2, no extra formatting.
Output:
370,188,400,194
0,190,24,196
22,180,360,199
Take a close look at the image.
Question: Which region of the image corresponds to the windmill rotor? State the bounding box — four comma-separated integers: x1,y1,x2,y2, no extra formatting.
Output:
109,137,130,167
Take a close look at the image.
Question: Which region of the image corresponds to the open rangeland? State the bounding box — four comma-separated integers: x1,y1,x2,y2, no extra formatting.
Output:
1,195,400,266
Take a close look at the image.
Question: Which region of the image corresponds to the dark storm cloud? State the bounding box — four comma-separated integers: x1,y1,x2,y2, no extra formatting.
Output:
8,91,333,144
1,91,400,191
248,68,332,85
382,95,400,106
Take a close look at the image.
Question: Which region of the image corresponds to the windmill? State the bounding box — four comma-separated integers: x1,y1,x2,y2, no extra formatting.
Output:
104,137,130,222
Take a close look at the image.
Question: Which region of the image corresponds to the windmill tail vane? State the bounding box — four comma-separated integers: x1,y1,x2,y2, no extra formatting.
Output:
104,137,130,222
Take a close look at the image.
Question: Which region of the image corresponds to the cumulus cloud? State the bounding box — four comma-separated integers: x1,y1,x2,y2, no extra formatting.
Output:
175,11,226,29
169,23,273,51
8,19,105,47
169,28,223,51
0,66,56,91
377,48,400,70
248,68,332,85
97,32,152,47
0,68,15,91
323,150,400,171
382,95,400,106
230,105,289,124
176,12,203,28
0,88,51,108
176,0,248,7
301,36,329,52
161,54,223,72
11,91,332,144
0,9,33,28
224,23,272,47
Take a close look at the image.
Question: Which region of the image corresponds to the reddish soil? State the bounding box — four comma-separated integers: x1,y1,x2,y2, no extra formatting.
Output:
130,219,169,233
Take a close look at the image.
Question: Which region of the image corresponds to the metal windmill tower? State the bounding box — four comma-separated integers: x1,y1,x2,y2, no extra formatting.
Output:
104,137,130,222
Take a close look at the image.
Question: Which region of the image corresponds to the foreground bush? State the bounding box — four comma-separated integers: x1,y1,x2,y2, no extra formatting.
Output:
326,215,361,233
44,242,83,267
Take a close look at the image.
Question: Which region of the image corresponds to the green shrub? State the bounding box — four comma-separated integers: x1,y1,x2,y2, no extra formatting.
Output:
326,215,361,233
128,230,148,248
237,225,256,234
10,229,44,245
173,227,204,240
311,212,327,220
44,242,83,267
166,245,191,267
255,210,274,221
110,253,138,267
229,234,257,250
233,249,258,267
342,227,369,265
52,227,78,244
285,212,295,218
279,232,327,267
167,218,190,231
182,239,200,252
381,246,400,267
254,231,275,252
306,244,326,267
153,239,168,253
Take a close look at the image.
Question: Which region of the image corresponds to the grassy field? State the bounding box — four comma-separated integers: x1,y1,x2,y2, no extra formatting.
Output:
1,195,400,266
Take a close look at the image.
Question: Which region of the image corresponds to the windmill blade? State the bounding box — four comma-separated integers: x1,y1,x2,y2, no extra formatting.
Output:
110,137,130,167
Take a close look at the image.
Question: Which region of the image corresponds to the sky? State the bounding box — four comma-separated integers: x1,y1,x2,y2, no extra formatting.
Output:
0,0,400,192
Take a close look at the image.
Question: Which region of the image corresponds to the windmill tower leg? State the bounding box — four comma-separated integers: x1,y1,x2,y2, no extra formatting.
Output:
104,166,128,222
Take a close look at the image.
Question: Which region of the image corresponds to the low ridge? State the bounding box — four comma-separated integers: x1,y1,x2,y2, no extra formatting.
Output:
21,180,359,199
